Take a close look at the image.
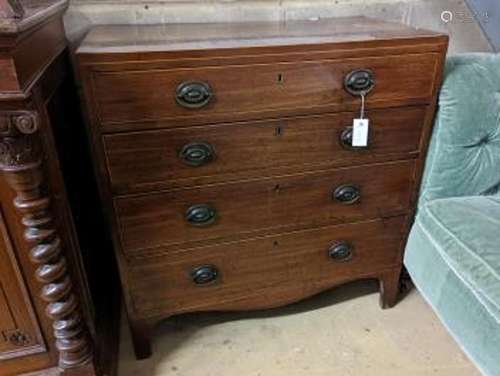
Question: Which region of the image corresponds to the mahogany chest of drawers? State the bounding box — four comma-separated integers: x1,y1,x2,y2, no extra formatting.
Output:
77,17,448,359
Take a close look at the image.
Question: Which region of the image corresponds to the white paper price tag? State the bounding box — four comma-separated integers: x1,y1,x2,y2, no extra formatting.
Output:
352,118,369,147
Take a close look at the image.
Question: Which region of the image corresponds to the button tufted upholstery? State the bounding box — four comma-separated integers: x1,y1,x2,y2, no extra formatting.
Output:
405,54,500,376
419,54,500,202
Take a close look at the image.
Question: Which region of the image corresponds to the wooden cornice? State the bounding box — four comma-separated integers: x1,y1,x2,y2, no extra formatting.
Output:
0,0,68,101
0,0,68,35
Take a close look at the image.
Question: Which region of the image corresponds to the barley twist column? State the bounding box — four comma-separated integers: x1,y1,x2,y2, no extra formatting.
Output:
0,111,92,368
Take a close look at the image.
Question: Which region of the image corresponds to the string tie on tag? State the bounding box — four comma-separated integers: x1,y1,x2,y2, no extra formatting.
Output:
359,90,366,120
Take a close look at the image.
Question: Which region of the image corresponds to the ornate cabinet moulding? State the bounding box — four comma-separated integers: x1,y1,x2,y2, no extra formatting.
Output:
0,0,24,19
0,111,41,170
0,0,68,34
0,109,93,368
0,0,119,374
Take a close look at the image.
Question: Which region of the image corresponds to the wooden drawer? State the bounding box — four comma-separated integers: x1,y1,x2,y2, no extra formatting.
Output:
115,160,414,256
127,216,405,317
93,53,439,131
105,107,426,194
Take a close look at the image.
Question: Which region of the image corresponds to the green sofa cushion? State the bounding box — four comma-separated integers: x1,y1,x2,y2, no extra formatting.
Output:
419,54,500,204
416,196,500,323
405,215,500,376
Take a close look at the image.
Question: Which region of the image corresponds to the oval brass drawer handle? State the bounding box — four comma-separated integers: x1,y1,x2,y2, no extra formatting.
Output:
339,126,370,149
333,184,361,205
339,126,355,149
328,241,354,262
175,81,213,109
191,265,219,285
185,204,217,226
344,69,375,96
179,142,215,167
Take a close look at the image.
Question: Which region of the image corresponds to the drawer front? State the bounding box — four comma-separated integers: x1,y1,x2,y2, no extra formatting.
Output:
105,107,426,194
93,53,439,130
115,160,414,256
127,217,405,317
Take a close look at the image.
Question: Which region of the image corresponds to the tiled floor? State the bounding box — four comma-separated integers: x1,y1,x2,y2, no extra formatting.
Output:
118,281,479,376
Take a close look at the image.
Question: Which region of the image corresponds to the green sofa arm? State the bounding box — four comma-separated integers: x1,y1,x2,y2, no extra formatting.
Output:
418,53,500,205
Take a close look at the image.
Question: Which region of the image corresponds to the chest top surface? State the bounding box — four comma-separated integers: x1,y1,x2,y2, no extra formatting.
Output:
77,16,446,56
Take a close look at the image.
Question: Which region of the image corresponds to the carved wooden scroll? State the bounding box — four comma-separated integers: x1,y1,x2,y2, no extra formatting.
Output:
0,111,92,368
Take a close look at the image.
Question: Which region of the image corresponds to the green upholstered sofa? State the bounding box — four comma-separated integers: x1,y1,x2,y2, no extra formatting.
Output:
404,53,500,376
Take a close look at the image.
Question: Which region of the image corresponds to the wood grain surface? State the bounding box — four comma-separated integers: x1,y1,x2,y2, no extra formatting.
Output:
104,106,426,194
92,53,439,129
115,160,414,256
76,17,449,360
127,216,406,317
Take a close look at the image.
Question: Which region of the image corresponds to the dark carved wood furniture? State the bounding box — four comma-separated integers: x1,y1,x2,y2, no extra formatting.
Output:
77,18,448,359
0,1,119,375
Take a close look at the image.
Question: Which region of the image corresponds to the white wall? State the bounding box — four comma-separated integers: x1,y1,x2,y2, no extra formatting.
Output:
466,0,500,51
65,0,492,53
